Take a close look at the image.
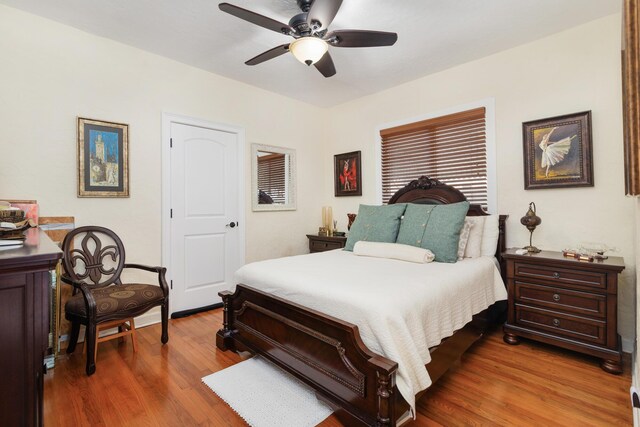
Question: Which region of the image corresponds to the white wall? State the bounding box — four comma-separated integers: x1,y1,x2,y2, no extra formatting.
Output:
323,14,636,348
0,5,327,268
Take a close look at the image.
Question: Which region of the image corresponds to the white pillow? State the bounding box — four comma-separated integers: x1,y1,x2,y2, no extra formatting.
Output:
353,241,435,263
464,216,485,258
457,220,473,260
480,215,500,257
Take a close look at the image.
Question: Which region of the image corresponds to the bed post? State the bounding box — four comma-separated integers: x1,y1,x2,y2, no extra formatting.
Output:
376,371,393,426
216,290,234,351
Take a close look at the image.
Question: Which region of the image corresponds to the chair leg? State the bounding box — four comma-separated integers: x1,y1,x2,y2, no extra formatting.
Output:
85,323,97,376
67,321,81,354
161,301,169,344
129,319,138,352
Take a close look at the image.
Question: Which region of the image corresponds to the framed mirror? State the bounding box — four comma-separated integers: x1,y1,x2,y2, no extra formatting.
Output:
251,144,297,211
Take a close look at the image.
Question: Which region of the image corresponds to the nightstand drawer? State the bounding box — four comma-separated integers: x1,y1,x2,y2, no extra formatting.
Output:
310,240,343,252
515,304,606,345
515,282,606,318
513,262,606,290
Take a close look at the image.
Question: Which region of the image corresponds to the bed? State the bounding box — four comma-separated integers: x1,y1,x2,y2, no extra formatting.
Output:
216,177,508,426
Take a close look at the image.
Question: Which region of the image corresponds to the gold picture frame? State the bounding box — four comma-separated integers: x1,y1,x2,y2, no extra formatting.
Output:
623,0,640,195
77,117,129,197
522,111,593,190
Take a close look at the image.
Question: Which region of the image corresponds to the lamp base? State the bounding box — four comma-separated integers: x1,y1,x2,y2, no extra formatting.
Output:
523,245,541,253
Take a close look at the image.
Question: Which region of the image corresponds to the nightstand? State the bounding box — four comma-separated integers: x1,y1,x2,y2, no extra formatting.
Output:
306,234,347,253
502,249,625,374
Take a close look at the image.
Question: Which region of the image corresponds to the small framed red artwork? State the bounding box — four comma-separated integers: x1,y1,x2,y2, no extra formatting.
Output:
334,151,362,197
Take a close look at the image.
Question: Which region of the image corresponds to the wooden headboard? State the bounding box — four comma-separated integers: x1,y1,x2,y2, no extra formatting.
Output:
388,176,508,278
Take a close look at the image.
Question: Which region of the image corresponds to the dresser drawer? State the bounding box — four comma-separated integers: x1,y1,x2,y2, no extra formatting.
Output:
515,304,606,345
513,262,606,290
310,240,343,252
515,282,606,318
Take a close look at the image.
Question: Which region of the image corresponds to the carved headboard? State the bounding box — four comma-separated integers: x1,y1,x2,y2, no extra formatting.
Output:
387,176,508,277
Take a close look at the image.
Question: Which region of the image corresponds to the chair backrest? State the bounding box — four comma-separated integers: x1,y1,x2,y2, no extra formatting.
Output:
61,226,126,289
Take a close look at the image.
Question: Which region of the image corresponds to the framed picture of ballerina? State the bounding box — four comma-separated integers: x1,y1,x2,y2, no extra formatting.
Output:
522,111,593,190
334,151,362,196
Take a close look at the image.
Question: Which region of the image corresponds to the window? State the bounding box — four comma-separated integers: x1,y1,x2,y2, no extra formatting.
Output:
257,153,286,204
379,107,489,208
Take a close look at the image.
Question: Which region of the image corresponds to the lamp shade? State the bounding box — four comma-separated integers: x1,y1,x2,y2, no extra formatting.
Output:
289,37,328,66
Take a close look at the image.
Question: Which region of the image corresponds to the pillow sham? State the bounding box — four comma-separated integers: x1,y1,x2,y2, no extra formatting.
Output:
463,216,485,258
396,201,470,263
353,241,435,264
480,214,499,257
344,204,407,251
457,220,473,260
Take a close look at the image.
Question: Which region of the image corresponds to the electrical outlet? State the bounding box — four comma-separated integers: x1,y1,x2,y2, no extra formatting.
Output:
630,386,640,409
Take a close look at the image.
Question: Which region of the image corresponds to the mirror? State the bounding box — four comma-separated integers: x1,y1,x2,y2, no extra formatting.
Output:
251,144,296,211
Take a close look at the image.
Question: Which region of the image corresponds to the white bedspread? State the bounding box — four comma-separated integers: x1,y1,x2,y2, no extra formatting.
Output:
234,250,507,415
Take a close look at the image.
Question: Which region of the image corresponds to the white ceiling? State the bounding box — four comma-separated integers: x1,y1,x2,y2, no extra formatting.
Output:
1,0,620,107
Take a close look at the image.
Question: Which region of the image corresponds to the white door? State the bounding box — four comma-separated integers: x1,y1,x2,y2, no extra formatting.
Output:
169,122,242,314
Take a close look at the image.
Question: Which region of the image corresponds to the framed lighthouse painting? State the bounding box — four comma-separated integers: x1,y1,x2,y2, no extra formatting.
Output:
522,111,593,190
77,117,129,197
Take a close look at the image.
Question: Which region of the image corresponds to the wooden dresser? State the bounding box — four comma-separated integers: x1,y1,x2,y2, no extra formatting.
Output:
306,234,347,253
502,249,625,373
0,229,62,426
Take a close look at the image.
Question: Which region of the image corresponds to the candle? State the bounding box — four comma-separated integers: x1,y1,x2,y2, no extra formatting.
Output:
322,207,327,230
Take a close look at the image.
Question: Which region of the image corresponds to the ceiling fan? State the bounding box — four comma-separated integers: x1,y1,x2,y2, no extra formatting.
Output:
218,0,398,77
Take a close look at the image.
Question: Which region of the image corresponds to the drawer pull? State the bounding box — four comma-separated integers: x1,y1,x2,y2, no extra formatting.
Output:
552,318,560,327
552,272,560,279
552,294,561,302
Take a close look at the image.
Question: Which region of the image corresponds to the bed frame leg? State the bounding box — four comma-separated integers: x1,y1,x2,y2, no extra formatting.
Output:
376,371,394,426
216,290,234,351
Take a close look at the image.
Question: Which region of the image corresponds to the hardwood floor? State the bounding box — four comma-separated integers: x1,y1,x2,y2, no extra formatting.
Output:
45,309,632,426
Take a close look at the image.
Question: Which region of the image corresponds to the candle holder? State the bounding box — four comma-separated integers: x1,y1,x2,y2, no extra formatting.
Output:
520,202,542,253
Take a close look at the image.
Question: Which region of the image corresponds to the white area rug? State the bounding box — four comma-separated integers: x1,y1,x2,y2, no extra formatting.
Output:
202,356,334,427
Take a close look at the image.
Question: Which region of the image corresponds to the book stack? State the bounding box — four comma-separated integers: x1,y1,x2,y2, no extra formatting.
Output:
0,219,35,248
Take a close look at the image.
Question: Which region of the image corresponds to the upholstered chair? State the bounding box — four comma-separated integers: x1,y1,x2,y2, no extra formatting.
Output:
61,226,169,375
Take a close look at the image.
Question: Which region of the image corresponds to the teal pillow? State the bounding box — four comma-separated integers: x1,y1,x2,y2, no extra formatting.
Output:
344,204,407,251
396,204,436,247
397,201,470,263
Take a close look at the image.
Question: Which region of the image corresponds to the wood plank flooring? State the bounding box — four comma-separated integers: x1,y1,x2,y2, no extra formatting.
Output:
44,309,632,426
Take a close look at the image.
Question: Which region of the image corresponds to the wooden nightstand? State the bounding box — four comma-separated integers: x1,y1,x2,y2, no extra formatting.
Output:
306,234,347,253
502,249,625,374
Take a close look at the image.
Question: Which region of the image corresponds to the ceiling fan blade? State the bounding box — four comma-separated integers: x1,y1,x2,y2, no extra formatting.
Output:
326,30,398,48
307,0,343,32
314,52,336,78
219,3,294,35
245,44,290,66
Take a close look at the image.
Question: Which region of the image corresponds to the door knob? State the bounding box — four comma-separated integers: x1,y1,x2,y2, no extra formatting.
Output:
226,222,237,228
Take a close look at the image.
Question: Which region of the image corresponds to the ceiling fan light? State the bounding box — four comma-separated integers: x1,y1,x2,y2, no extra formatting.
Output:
289,37,328,65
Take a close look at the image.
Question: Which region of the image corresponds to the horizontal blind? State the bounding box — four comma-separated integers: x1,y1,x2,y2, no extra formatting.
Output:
380,107,487,207
257,153,286,204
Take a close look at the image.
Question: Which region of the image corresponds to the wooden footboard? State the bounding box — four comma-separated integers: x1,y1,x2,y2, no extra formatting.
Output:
216,284,407,426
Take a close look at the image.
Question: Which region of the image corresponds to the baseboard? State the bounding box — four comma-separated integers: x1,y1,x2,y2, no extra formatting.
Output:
171,303,223,319
624,337,634,354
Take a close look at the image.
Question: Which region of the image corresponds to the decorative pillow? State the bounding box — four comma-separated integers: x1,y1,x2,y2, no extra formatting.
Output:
421,201,470,262
463,216,485,258
344,204,407,251
480,215,500,257
353,241,435,263
395,204,436,247
396,201,470,263
457,220,473,260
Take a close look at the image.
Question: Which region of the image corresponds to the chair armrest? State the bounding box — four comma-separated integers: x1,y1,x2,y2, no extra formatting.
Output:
123,263,165,274
60,275,98,320
123,264,169,297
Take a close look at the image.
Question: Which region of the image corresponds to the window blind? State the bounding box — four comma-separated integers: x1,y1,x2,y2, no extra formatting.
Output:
380,107,487,207
257,153,286,204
